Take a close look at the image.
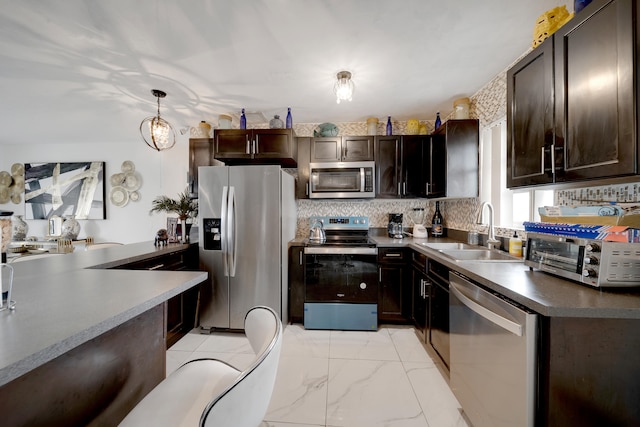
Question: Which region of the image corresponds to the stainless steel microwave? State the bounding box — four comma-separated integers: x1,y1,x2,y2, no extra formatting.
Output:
525,232,640,288
308,161,375,199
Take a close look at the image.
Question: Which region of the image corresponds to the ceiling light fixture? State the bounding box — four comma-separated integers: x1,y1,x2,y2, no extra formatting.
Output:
140,89,176,151
334,71,354,104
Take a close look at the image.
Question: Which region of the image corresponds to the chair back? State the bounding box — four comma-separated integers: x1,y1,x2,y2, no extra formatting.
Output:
200,306,282,426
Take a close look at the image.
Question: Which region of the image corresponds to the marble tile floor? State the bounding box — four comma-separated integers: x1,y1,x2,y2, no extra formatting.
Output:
167,324,470,427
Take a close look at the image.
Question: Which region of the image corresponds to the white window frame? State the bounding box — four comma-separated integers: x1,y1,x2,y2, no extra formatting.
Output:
479,118,553,229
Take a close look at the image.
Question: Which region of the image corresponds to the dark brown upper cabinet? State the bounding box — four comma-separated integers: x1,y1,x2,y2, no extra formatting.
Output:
310,136,374,162
213,129,297,167
507,0,639,188
507,36,555,188
431,120,479,198
554,0,637,182
375,135,428,198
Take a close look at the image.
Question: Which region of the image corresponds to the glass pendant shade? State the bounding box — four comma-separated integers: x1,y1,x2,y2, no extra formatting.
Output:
334,71,354,104
140,89,176,151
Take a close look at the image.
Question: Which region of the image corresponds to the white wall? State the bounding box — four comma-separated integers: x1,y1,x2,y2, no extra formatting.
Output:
0,137,190,244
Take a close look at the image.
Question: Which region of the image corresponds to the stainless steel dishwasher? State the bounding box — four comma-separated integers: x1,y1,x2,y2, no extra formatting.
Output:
449,271,538,427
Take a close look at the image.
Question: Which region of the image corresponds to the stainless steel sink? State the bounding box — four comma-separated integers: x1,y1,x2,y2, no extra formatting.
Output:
417,242,475,250
440,248,522,263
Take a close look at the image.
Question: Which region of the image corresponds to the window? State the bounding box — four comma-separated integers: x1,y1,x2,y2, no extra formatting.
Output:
479,119,553,229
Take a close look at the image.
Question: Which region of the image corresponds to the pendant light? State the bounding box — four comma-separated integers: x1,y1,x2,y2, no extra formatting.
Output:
140,89,176,151
334,71,354,104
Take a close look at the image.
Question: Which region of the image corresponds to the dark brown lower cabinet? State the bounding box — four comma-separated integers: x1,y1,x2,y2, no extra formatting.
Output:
113,245,199,348
288,245,305,323
378,248,410,322
539,316,640,426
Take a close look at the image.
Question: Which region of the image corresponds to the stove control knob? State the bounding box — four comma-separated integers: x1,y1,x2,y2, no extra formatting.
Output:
584,256,599,265
582,268,597,278
586,243,601,253
360,282,367,290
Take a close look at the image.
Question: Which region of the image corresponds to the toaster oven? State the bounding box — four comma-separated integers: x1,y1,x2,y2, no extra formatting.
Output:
525,232,640,288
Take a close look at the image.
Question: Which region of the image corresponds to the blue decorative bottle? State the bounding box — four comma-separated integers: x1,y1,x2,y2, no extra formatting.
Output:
435,112,441,130
240,108,246,129
286,107,292,129
386,116,392,135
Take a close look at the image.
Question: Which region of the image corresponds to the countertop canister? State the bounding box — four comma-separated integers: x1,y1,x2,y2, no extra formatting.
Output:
218,114,232,129
453,97,470,119
366,117,378,135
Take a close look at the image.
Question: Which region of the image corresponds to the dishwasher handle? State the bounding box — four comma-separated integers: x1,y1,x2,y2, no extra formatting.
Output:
450,277,523,336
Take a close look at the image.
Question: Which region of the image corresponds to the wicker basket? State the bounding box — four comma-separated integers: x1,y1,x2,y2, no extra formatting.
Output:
533,6,574,48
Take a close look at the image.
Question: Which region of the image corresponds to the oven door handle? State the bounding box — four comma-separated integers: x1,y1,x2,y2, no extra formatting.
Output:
450,279,523,336
303,247,378,255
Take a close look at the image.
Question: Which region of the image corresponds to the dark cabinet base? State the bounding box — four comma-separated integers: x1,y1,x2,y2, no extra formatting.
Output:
113,245,199,348
0,305,165,427
540,316,640,426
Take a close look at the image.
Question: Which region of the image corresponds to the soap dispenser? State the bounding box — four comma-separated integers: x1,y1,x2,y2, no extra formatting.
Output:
509,232,522,257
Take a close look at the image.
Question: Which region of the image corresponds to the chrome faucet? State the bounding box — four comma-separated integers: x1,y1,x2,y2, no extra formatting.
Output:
476,202,500,250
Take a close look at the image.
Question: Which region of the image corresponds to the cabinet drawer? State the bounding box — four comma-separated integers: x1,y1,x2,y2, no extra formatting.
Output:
378,248,408,263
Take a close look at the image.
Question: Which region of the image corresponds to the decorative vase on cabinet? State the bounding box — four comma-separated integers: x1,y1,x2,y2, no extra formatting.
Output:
61,216,81,240
11,215,28,241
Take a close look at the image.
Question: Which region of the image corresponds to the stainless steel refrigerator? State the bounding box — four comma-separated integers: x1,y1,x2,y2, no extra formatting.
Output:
198,165,296,331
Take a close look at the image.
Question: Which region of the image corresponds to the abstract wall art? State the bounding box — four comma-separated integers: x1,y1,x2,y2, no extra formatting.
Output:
24,162,105,220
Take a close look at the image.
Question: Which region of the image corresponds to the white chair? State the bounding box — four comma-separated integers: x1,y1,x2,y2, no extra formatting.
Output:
118,306,283,427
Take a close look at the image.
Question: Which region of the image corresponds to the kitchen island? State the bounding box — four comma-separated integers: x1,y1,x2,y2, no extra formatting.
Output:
0,242,207,426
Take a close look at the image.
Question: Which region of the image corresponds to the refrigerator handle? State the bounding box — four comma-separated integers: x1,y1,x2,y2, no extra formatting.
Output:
221,186,229,276
228,186,237,277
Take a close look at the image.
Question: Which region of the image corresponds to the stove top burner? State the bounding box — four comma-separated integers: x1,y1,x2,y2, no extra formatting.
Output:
306,215,374,248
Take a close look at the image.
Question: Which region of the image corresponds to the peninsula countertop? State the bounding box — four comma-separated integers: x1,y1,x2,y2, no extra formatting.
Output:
370,234,640,319
0,242,207,387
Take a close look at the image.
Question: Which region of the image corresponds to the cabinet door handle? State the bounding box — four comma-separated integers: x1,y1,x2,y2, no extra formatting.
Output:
403,182,406,195
385,253,402,257
397,182,401,196
246,135,251,154
253,138,257,154
425,182,430,195
379,267,382,282
299,250,303,265
305,183,309,196
550,143,555,177
148,264,164,270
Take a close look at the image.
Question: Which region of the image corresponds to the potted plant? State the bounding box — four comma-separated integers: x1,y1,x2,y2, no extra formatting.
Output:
150,191,198,242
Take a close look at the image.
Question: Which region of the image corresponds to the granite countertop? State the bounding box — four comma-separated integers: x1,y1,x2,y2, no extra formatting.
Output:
368,234,640,319
0,242,207,387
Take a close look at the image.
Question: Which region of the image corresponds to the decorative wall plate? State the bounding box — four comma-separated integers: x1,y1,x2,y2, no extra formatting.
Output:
110,173,125,187
121,160,135,173
129,191,140,202
122,172,141,191
110,186,129,207
0,171,12,186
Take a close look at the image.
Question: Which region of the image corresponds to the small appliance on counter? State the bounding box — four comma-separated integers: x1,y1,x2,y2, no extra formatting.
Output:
408,208,428,238
388,213,403,238
525,231,640,288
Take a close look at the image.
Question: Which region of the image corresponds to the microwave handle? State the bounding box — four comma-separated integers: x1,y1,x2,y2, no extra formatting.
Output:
360,167,365,192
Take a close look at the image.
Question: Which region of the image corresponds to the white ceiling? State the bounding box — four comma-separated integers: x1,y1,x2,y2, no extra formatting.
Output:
0,0,564,145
